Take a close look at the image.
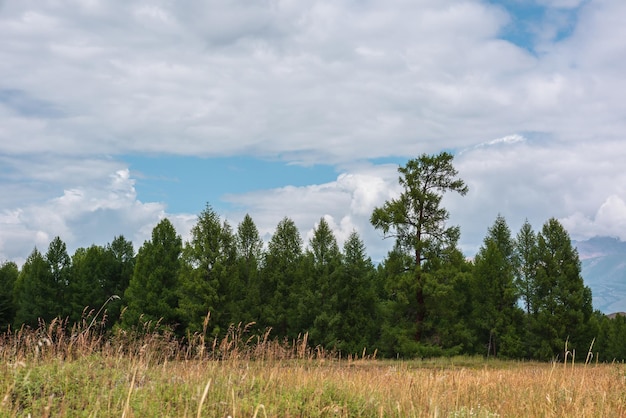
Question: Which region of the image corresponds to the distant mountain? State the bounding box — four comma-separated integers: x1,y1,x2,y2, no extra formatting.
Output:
574,236,626,314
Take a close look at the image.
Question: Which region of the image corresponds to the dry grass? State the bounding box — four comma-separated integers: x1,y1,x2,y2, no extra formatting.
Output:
1,319,625,417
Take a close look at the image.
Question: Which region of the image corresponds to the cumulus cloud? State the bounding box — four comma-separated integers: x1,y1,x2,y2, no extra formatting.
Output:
0,167,195,265
224,164,401,261
561,195,626,241
2,0,626,264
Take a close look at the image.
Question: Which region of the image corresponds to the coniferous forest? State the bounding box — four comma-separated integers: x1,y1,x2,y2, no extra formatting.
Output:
1,152,625,361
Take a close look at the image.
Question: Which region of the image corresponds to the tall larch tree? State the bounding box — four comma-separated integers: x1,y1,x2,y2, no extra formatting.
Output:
370,152,468,343
123,218,182,332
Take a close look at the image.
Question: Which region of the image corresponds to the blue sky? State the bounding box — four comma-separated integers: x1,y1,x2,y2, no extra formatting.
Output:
2,0,626,276
123,0,585,217
126,155,341,214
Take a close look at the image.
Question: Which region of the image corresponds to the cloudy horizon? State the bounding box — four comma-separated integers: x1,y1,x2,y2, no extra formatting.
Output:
2,0,626,266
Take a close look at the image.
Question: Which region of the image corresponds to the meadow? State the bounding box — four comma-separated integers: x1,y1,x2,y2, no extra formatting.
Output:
1,319,625,417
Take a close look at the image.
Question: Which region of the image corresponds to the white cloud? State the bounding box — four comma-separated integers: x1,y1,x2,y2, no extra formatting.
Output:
2,0,626,264
0,167,195,265
561,195,626,241
224,165,400,262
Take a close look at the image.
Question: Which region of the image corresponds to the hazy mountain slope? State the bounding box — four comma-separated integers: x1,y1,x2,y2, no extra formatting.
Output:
575,237,626,314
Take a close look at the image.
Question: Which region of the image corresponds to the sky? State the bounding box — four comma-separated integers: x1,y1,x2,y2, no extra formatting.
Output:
1,0,626,267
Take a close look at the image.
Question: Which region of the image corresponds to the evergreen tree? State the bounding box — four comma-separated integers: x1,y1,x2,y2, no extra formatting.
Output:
235,214,264,326
259,217,303,338
177,205,237,336
471,215,523,357
104,235,135,326
68,245,108,323
370,152,468,343
514,220,539,358
13,248,57,327
123,219,182,332
515,220,538,316
305,217,342,347
330,231,380,354
530,218,594,360
45,236,72,317
421,245,474,354
0,261,18,331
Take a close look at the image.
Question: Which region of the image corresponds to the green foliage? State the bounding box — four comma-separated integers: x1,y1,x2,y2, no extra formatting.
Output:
370,152,468,267
0,261,18,331
260,217,304,338
68,245,109,323
304,218,342,346
529,218,594,360
595,312,626,361
177,204,238,336
123,219,182,332
371,152,468,343
104,235,135,324
235,213,264,325
13,240,70,327
329,231,380,354
2,198,617,361
471,215,524,358
46,237,72,317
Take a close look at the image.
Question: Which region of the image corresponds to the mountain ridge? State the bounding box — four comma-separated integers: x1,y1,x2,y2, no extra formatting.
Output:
575,236,626,314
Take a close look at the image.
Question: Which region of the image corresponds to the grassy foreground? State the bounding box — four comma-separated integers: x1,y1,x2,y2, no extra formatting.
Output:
1,321,625,417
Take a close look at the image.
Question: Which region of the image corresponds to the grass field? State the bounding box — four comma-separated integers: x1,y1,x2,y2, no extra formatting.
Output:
1,320,625,417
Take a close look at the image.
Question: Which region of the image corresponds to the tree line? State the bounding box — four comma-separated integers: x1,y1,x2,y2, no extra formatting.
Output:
1,152,624,361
